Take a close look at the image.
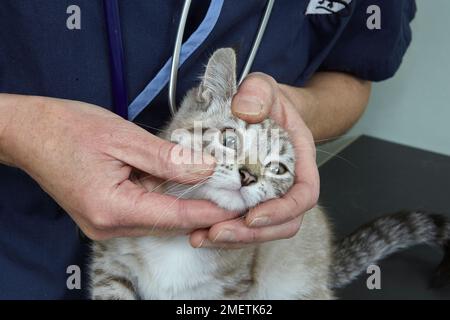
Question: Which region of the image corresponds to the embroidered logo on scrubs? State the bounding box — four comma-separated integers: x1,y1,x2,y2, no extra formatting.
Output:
306,0,352,15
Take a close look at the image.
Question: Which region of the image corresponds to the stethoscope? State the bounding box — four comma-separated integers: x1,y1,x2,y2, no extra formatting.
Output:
104,0,275,120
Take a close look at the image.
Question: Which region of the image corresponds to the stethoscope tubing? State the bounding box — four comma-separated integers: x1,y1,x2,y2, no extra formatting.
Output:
169,0,275,116
104,0,129,119
104,0,275,119
168,0,193,117
238,0,275,86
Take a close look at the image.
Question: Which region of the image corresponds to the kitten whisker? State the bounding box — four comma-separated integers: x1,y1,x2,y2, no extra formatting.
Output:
137,169,213,193
133,122,169,133
315,148,357,168
313,134,349,144
162,175,214,195
150,177,212,233
292,144,357,168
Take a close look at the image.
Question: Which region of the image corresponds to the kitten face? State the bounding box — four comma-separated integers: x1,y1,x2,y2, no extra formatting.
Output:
207,123,295,211
167,48,295,212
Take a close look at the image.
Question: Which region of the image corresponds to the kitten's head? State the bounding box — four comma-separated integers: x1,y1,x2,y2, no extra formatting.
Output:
167,48,295,212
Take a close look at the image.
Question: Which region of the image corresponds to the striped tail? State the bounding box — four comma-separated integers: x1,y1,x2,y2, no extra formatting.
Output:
331,211,450,289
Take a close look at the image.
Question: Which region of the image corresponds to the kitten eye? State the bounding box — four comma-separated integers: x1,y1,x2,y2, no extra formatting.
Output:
221,128,238,150
266,162,287,175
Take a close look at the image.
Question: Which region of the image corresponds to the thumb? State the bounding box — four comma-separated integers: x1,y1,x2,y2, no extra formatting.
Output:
108,125,216,184
231,72,277,123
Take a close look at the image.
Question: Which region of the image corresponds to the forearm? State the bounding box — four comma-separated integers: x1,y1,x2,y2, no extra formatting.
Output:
0,94,47,167
0,94,22,165
279,72,371,142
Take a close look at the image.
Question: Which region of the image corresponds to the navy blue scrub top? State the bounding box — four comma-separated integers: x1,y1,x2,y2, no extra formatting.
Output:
0,0,416,299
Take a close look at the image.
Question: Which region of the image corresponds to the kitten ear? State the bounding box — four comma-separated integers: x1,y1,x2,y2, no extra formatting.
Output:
199,48,237,102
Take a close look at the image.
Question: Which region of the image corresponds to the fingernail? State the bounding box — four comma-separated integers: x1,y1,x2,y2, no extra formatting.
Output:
195,239,205,248
213,229,235,242
249,216,271,227
234,96,264,116
196,239,215,248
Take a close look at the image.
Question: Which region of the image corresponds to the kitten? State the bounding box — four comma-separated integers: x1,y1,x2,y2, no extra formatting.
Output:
89,48,450,299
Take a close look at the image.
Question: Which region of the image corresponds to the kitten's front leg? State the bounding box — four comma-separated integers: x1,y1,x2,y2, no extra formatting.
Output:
91,273,138,300
90,242,139,300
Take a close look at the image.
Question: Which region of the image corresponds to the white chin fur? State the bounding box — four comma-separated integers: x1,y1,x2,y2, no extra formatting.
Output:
196,185,248,212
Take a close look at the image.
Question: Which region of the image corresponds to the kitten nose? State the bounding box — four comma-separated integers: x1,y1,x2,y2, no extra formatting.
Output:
239,168,257,186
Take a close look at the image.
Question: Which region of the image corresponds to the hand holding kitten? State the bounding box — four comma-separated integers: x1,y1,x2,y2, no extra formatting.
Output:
0,94,238,240
190,73,320,247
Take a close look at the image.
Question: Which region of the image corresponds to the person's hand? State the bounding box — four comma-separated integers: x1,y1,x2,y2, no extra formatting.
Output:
0,94,237,240
190,73,320,248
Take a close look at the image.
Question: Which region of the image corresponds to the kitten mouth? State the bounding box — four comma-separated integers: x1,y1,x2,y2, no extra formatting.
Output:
204,181,252,211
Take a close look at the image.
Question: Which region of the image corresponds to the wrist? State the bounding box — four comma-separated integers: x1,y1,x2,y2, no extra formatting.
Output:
278,83,318,131
0,94,19,165
0,94,47,167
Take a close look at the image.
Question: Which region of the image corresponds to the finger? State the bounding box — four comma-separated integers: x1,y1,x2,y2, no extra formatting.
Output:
231,72,277,123
82,226,155,241
195,240,252,249
286,116,319,207
245,180,319,228
81,223,191,241
107,124,216,184
189,229,209,248
130,170,166,192
113,180,239,230
244,121,319,227
201,216,303,245
189,228,251,249
244,104,319,227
